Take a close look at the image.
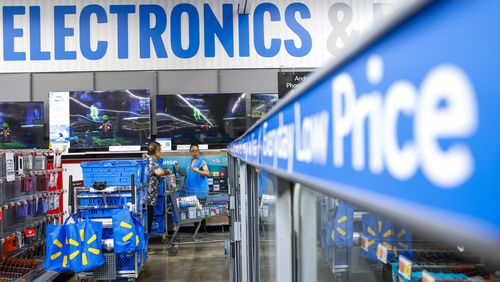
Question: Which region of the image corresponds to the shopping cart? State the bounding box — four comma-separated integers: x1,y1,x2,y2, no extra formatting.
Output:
165,176,229,256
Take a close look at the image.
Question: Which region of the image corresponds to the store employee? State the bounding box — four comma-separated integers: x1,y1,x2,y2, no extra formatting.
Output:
175,144,210,199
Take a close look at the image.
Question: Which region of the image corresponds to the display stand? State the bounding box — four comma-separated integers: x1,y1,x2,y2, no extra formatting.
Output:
73,171,147,282
0,149,63,282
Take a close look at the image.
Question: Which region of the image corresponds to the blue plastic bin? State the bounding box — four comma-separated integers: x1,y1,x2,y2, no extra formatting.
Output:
154,196,165,216
81,160,142,187
116,253,136,271
151,215,166,234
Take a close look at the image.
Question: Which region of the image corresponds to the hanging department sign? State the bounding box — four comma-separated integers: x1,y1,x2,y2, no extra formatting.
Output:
0,0,400,73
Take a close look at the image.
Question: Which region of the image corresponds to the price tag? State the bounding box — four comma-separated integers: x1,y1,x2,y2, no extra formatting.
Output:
18,155,24,175
422,271,435,282
157,138,172,152
176,144,190,151
5,152,15,182
360,234,369,251
398,255,413,281
109,145,141,152
376,243,388,264
54,152,62,168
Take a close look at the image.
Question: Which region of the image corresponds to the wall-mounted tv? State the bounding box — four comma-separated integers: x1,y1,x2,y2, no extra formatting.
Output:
0,102,45,149
49,90,150,151
249,93,279,127
156,93,246,149
251,93,279,119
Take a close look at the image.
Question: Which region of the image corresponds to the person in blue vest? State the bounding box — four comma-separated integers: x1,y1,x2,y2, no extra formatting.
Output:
175,144,210,199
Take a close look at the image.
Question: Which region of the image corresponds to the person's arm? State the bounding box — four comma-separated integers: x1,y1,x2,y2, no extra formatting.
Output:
155,168,171,177
175,163,186,177
154,168,164,177
191,163,209,177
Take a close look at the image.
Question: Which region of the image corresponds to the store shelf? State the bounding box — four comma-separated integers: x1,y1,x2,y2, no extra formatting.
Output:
0,169,62,183
0,214,60,242
0,190,63,209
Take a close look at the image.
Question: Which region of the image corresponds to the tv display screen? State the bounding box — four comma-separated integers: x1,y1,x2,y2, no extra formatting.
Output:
0,102,45,149
156,93,246,148
251,93,279,118
49,89,150,151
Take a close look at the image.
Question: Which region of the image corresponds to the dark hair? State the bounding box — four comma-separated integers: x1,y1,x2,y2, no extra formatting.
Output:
190,144,199,151
147,141,162,156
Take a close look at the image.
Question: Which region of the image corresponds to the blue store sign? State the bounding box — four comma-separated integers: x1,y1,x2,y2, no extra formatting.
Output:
229,0,500,256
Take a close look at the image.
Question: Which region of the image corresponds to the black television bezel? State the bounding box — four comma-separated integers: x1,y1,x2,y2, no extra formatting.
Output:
249,92,279,119
0,101,47,150
49,89,152,153
155,93,247,150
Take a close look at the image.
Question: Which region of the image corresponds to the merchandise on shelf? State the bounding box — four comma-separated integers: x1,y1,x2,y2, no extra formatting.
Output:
0,149,63,272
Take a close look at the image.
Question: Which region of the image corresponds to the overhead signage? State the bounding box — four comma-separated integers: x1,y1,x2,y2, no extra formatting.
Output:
229,0,500,251
0,0,401,72
278,72,312,98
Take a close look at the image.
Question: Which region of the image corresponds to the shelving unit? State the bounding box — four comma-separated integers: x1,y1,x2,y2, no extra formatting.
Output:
0,149,63,282
73,160,147,282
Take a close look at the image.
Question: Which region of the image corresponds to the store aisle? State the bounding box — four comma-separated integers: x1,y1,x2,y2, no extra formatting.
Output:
140,235,229,282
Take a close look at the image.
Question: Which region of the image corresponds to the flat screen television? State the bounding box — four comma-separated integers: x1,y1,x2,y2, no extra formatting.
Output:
49,89,151,151
0,102,45,149
250,93,279,118
156,93,247,149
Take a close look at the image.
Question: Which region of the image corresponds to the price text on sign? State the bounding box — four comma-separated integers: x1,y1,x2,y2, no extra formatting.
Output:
398,255,412,280
5,153,15,182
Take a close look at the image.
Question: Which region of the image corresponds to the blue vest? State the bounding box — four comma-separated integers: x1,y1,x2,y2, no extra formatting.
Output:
185,157,209,199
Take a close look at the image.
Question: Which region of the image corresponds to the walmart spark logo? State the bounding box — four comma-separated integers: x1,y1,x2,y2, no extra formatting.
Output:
68,229,101,266
366,219,410,258
50,237,69,268
120,221,140,247
331,215,348,241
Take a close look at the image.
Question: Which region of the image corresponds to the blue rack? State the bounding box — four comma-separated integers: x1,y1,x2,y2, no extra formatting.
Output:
74,160,148,281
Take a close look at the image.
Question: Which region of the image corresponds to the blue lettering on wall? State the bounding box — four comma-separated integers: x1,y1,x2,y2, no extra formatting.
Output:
254,3,281,58
204,3,233,57
110,5,135,59
80,4,108,60
0,2,317,63
3,6,26,61
171,3,200,59
54,6,77,60
30,6,50,60
238,14,250,57
139,5,167,59
285,3,312,57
